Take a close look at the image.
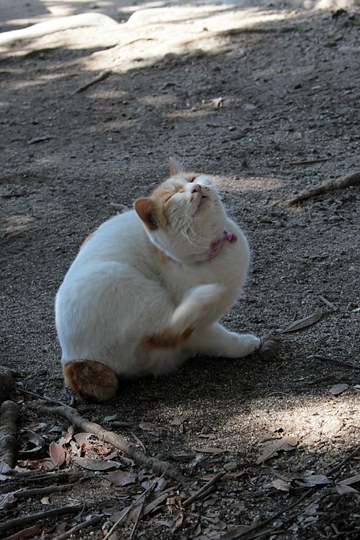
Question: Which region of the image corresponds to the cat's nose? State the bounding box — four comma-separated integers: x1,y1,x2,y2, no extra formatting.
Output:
190,184,201,194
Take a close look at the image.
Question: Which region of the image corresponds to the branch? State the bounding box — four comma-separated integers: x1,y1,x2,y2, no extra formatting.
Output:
35,403,185,483
0,400,20,471
288,171,360,205
0,504,83,534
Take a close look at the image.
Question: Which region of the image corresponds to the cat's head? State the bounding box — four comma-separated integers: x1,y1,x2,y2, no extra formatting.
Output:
134,159,227,263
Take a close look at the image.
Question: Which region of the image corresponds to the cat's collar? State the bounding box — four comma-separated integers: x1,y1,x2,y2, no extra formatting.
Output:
208,230,237,260
150,230,237,265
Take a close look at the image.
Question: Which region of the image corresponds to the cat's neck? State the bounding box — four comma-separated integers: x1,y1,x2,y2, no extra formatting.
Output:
147,230,236,265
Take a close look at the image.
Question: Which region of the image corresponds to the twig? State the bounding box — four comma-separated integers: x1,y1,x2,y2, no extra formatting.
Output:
33,403,185,483
50,514,102,540
0,504,83,533
18,386,73,406
326,444,360,477
311,355,360,371
183,472,225,508
103,475,163,540
0,400,20,470
318,295,337,311
73,70,111,94
129,497,145,540
288,171,360,205
222,491,310,539
6,483,79,502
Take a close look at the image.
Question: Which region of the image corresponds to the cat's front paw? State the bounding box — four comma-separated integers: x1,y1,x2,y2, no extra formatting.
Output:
237,334,261,357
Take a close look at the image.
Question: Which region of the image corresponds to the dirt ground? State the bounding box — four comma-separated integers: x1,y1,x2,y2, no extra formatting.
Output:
1,1,359,539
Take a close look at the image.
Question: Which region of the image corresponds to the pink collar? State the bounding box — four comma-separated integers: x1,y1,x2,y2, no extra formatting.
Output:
208,230,237,260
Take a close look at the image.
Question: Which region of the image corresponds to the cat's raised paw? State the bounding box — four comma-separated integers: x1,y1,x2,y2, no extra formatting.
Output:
62,360,118,402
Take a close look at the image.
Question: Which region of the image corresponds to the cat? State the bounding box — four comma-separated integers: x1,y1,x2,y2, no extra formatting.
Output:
55,160,260,401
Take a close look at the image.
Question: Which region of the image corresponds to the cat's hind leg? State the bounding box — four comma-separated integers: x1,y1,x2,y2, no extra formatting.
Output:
142,284,226,350
187,322,260,359
62,360,119,402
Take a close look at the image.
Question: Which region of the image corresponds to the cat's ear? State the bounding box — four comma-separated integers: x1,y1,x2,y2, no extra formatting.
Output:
169,157,183,177
135,198,158,230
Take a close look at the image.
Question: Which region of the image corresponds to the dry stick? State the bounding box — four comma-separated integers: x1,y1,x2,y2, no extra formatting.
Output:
311,355,360,371
38,403,185,483
288,171,360,205
73,70,111,94
0,504,83,533
103,475,163,540
326,444,360,477
183,471,225,508
50,514,103,540
9,483,79,501
0,400,20,470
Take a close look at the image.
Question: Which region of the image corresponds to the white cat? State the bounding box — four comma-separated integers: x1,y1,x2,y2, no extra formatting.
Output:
55,160,260,401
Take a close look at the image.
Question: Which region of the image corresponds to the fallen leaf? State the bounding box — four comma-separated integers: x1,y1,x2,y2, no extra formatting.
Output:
211,97,224,108
281,309,323,333
194,447,226,454
2,523,49,539
139,421,163,433
272,479,291,492
18,429,45,455
256,436,297,464
297,474,331,488
73,432,93,445
0,492,16,509
104,470,138,486
49,441,66,468
336,484,358,495
41,496,51,505
72,456,119,471
59,425,75,445
337,474,360,486
329,383,349,395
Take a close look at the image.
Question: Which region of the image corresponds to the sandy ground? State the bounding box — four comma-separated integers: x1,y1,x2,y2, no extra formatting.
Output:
1,1,359,539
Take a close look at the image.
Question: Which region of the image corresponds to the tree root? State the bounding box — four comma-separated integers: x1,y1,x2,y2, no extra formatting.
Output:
0,400,20,472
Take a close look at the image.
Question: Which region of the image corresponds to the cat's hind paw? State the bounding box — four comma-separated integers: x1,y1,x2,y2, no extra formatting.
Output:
236,334,261,357
62,360,118,402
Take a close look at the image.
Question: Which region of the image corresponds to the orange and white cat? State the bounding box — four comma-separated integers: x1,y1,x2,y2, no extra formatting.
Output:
55,160,260,401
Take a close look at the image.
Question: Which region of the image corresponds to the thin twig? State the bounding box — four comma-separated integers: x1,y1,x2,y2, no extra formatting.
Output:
183,472,225,508
326,444,360,477
311,355,360,371
17,386,72,406
0,505,83,533
103,475,163,540
50,514,102,540
6,483,79,502
318,295,337,311
73,70,111,94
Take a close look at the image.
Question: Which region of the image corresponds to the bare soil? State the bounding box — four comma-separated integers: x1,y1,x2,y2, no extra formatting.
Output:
1,1,359,539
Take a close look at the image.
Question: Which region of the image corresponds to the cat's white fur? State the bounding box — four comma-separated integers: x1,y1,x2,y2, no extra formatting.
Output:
55,167,260,387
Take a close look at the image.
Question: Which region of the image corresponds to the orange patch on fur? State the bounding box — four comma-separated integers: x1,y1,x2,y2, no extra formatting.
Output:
63,360,119,402
142,327,193,350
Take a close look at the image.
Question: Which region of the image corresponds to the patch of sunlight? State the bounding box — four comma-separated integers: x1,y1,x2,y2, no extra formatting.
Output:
2,214,34,234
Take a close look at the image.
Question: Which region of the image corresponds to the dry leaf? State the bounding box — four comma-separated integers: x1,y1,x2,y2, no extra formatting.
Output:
256,436,297,464
336,484,358,495
337,474,360,486
194,447,226,454
329,383,349,395
297,474,331,487
104,470,138,486
139,421,162,433
41,496,51,505
281,309,323,333
272,479,291,492
211,97,224,108
49,441,66,468
0,492,16,509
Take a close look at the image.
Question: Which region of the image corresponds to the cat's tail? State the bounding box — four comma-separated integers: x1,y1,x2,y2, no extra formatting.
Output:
142,284,225,349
